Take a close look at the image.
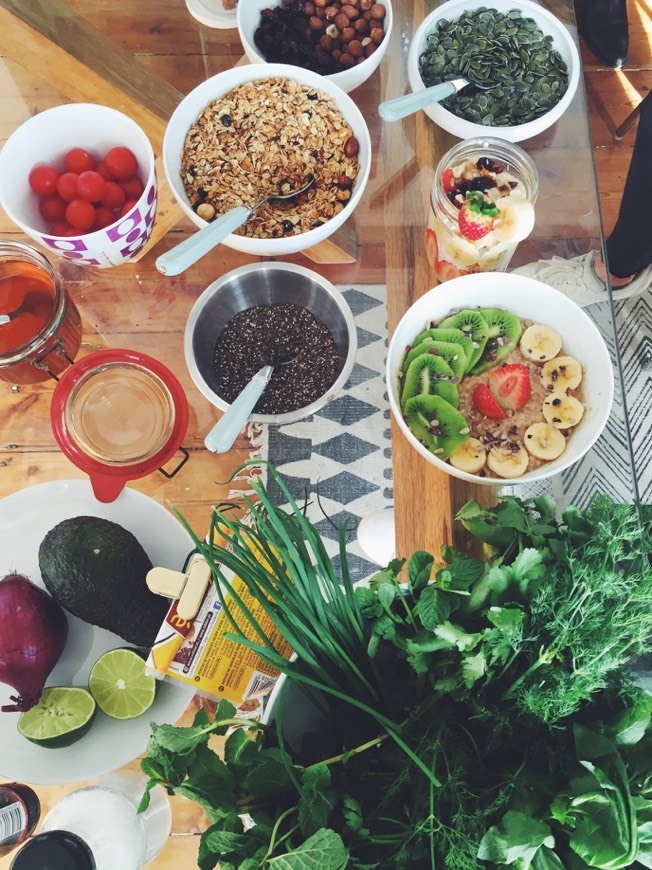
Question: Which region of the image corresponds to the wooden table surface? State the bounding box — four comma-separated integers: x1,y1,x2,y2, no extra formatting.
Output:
0,0,608,865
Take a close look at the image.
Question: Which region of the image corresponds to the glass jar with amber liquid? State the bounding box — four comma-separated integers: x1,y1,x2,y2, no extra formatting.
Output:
0,782,40,857
0,239,82,383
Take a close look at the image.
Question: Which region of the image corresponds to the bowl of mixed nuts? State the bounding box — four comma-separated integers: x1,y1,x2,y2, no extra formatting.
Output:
162,63,371,256
407,0,580,142
237,0,392,94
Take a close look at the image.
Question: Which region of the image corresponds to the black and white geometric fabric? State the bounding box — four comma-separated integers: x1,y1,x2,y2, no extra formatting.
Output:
260,285,393,582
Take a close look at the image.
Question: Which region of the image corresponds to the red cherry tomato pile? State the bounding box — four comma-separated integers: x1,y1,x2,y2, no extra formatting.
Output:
28,146,144,237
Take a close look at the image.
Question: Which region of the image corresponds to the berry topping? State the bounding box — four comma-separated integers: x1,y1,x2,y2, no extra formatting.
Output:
488,363,531,411
457,191,499,240
472,384,506,419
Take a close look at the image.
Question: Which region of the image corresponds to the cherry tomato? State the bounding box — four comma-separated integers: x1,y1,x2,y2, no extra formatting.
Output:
101,181,126,210
49,221,74,237
65,199,95,231
57,172,80,203
93,206,117,230
442,168,456,193
104,147,138,180
29,164,60,197
119,175,144,201
64,148,95,174
95,159,113,180
39,195,67,222
120,199,138,217
77,170,107,202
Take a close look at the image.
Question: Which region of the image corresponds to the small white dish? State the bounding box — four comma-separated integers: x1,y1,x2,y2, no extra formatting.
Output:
185,0,237,29
357,509,396,567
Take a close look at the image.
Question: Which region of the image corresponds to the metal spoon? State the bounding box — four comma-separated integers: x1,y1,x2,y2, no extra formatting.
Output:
0,292,42,325
378,76,497,123
204,349,301,454
156,175,316,277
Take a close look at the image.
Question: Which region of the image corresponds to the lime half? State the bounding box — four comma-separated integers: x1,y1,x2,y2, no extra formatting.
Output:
18,686,96,748
89,648,157,720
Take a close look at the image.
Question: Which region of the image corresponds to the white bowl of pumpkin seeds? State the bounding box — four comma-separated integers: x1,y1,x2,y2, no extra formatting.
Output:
407,0,580,142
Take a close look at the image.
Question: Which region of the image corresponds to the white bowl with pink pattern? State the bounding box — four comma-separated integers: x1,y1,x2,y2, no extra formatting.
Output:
0,103,157,268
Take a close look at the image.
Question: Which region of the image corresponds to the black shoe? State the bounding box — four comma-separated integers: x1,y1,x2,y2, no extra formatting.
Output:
581,0,629,68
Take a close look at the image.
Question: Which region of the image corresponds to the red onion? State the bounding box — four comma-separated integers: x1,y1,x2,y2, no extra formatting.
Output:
0,573,68,712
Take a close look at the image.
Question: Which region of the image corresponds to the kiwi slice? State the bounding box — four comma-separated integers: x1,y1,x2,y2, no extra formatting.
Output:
437,310,490,372
411,328,474,371
401,338,456,377
403,394,470,460
401,353,459,411
469,308,522,375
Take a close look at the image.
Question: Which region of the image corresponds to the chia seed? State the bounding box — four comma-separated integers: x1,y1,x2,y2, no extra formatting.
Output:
212,303,341,415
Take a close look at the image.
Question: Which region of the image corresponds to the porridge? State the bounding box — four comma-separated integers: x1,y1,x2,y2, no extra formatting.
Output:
398,308,585,479
180,77,360,239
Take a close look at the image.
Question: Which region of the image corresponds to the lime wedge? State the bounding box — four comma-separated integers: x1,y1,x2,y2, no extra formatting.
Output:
89,648,157,720
18,687,96,748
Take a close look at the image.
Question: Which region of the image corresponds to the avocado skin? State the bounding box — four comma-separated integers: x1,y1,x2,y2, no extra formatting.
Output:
38,516,168,647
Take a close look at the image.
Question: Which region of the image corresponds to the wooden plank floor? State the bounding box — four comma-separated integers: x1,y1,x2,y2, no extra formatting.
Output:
580,0,652,236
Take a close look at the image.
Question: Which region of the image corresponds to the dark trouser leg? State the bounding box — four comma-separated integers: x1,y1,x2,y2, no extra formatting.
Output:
605,91,652,278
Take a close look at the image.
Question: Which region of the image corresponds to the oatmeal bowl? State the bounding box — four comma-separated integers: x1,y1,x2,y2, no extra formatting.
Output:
162,63,371,257
386,272,614,485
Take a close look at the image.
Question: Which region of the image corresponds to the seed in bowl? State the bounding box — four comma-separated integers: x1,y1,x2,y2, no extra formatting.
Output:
180,77,360,239
418,8,569,126
398,307,585,479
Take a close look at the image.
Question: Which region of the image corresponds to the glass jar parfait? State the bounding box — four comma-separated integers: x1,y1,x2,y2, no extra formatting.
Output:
425,137,539,284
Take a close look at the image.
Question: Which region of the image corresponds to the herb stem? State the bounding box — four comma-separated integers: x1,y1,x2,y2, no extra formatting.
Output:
262,805,298,862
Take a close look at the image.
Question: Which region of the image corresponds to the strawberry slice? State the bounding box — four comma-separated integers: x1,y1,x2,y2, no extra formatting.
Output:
442,167,456,192
458,191,499,240
472,384,506,419
488,363,531,411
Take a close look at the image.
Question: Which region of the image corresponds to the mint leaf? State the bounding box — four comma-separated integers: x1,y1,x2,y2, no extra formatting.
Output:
213,698,237,733
185,744,236,816
446,558,485,589
408,551,434,595
298,763,337,836
268,828,348,869
149,720,212,756
478,810,554,867
193,707,212,729
224,726,259,781
198,815,257,870
417,585,451,630
355,585,383,618
245,747,298,798
613,696,652,746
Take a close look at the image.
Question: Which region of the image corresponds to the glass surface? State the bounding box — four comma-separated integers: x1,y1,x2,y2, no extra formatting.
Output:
0,0,641,861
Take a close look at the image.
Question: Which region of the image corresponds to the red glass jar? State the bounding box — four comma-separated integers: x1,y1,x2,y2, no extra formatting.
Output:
0,240,82,383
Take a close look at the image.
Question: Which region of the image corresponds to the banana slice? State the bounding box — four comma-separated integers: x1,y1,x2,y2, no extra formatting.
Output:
438,229,480,268
520,324,562,363
542,392,585,429
493,196,535,243
540,356,583,391
523,423,567,460
449,437,486,473
486,445,529,479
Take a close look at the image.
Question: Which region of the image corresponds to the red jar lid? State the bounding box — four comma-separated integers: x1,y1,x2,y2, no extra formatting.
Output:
50,349,189,502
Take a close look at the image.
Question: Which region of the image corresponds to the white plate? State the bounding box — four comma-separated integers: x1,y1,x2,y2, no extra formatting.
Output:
0,480,196,785
185,0,237,28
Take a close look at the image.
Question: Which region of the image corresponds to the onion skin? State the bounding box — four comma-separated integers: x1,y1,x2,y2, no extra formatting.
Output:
0,573,68,712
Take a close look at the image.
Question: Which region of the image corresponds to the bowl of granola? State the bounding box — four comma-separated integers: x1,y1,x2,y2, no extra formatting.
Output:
162,63,371,256
386,272,614,485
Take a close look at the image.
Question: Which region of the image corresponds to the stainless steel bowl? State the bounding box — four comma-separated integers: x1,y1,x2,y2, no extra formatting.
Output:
184,262,358,425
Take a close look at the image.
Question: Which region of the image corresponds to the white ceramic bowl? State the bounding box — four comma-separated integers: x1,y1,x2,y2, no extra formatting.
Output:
407,0,580,142
386,272,614,486
162,63,371,257
0,104,157,268
237,0,393,93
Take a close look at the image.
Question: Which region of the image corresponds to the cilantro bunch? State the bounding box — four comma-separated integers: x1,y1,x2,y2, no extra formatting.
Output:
141,475,651,870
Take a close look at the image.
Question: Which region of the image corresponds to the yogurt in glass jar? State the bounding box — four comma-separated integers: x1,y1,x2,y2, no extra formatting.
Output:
425,137,538,283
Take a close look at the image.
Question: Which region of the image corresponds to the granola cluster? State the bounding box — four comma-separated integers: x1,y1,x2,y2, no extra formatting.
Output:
180,77,360,239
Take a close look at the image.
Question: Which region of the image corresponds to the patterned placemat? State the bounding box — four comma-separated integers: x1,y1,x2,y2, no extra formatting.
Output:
255,285,393,582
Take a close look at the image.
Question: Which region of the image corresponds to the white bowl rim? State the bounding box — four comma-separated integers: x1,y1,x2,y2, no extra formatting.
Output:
162,62,372,254
386,271,614,486
407,0,581,140
184,261,358,425
236,0,394,91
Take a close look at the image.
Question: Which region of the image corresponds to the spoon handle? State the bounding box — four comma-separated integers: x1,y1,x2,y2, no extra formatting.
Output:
156,204,251,276
378,80,463,122
204,365,274,454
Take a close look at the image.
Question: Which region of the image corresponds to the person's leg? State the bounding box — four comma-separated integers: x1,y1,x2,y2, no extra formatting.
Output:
605,91,652,278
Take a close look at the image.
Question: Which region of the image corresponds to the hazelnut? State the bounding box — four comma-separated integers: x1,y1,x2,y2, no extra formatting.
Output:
371,26,385,44
196,202,215,221
344,135,359,156
314,0,328,6
363,9,373,20
348,38,364,57
309,14,324,30
370,3,385,19
339,51,355,67
355,55,366,64
341,4,357,18
340,26,355,42
338,173,353,188
332,47,342,60
324,4,339,18
364,40,377,56
334,12,350,29
315,6,326,16
305,0,315,12
319,33,334,50
360,0,372,9
353,17,369,32
336,187,352,201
